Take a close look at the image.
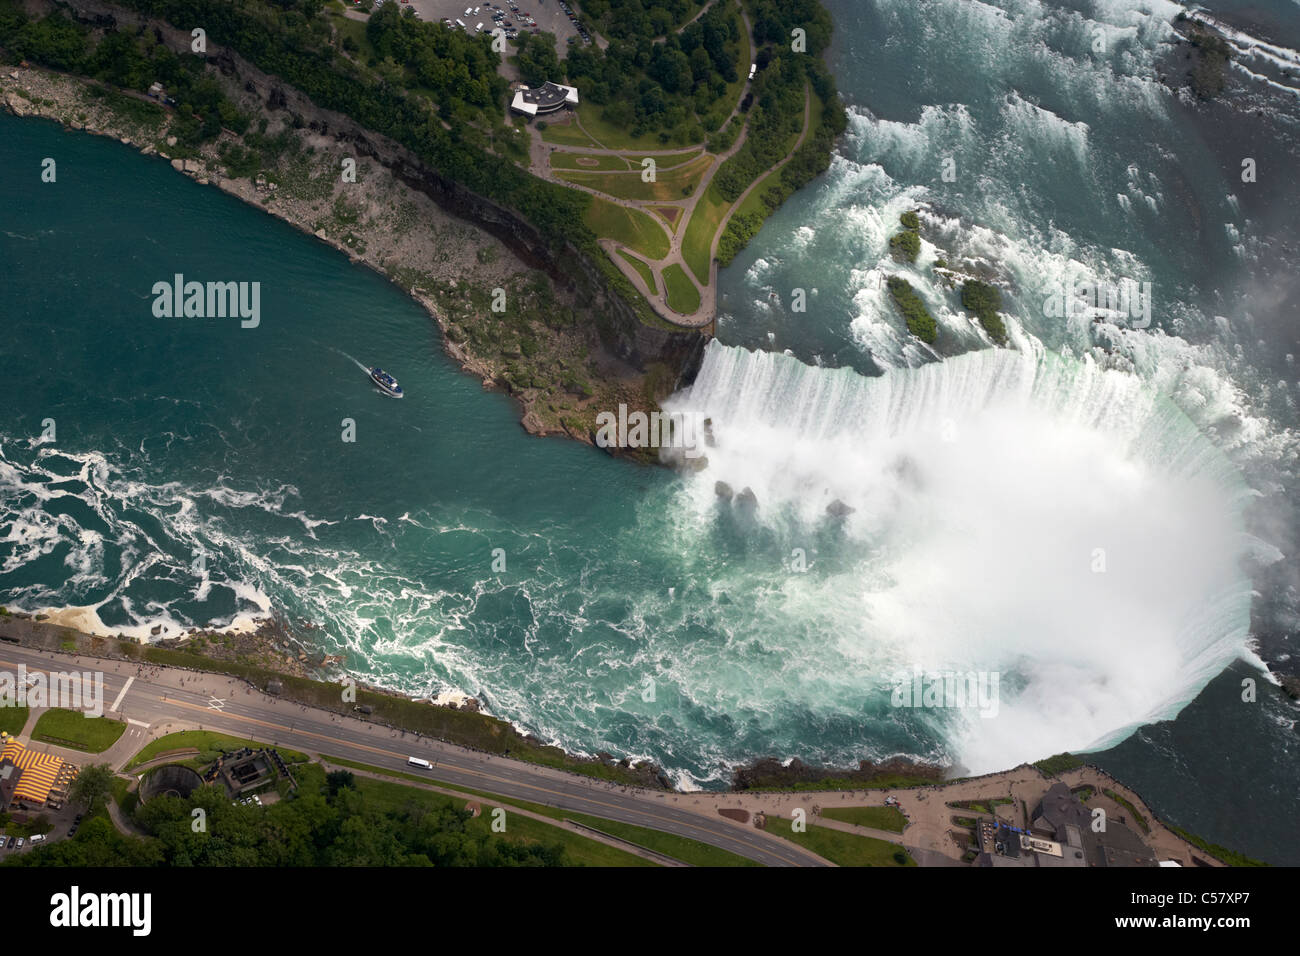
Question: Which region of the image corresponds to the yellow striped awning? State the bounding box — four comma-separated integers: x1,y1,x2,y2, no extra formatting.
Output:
0,739,66,805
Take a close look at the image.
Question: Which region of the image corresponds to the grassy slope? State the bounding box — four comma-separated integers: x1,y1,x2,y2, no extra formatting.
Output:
584,197,670,259
0,705,29,736
31,708,126,754
681,182,729,282
662,263,701,313
126,730,310,770
348,772,658,867
550,151,633,171
556,153,712,202
617,249,657,293
321,754,759,866
767,817,915,867
818,805,909,833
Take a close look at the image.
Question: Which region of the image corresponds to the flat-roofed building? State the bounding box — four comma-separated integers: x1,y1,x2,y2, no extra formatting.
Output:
510,81,579,117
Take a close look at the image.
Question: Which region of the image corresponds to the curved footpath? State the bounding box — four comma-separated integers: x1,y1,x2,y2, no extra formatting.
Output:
529,5,797,328
0,643,828,867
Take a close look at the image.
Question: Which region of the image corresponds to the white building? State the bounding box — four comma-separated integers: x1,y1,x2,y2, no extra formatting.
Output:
510,81,579,117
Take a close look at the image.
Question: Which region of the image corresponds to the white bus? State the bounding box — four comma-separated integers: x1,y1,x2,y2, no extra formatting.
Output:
406,757,432,770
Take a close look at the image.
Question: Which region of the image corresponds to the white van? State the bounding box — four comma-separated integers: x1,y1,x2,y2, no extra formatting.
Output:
30,833,45,844
407,756,432,770
476,21,484,31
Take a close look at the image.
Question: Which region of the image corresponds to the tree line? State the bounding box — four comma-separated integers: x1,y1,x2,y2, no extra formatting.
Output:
4,765,569,867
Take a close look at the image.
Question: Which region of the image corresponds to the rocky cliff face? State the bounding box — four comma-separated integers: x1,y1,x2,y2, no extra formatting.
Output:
42,0,706,383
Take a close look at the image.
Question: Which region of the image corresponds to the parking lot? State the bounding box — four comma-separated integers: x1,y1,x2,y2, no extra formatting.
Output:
401,0,596,55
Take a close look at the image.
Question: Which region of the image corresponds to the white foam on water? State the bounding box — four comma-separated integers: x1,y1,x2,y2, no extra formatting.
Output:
664,340,1259,772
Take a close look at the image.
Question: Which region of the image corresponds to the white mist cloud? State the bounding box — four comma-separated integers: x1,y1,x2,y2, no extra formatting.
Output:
665,341,1256,773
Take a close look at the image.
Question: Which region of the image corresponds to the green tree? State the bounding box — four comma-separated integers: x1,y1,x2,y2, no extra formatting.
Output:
68,763,115,813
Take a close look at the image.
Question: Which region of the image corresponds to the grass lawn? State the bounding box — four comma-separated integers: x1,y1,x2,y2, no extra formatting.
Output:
322,754,760,866
1103,788,1150,834
818,805,909,833
31,708,126,754
654,147,706,170
550,151,633,172
348,773,657,867
1033,752,1084,776
662,263,701,314
681,183,729,282
568,104,670,151
767,817,916,867
557,153,712,203
617,249,657,293
330,13,376,63
0,705,29,736
584,197,670,260
126,731,310,770
540,118,600,149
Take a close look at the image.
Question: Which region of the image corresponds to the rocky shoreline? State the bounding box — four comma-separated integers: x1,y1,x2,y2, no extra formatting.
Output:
0,606,676,789
1,47,699,458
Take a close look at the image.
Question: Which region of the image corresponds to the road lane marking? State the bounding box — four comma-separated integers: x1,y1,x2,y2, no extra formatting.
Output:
127,718,150,728
0,650,812,864
110,676,134,713
164,697,813,865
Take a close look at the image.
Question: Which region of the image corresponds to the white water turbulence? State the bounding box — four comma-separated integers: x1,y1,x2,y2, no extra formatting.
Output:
663,339,1259,774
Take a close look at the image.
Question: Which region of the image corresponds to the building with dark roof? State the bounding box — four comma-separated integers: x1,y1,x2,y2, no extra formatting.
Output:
510,81,579,117
1031,781,1157,867
0,759,22,811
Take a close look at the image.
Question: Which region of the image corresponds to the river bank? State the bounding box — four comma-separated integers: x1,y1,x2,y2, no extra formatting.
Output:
0,54,697,459
0,606,675,788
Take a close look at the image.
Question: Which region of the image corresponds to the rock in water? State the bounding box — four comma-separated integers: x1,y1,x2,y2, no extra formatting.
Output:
736,487,758,510
715,481,733,500
826,499,855,517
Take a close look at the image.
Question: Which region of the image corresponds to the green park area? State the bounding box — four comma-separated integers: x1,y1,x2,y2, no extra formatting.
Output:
126,730,311,770
321,754,761,867
818,805,909,833
663,263,702,314
618,249,658,293
532,0,843,323
584,197,671,260
0,705,29,736
31,708,125,754
767,816,916,867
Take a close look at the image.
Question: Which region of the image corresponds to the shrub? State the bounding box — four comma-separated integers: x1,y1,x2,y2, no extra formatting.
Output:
889,229,920,263
960,280,1007,345
886,276,937,343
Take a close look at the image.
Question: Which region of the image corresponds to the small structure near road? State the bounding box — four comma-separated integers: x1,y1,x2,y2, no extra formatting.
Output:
140,764,203,804
0,733,77,811
204,746,298,800
510,80,578,117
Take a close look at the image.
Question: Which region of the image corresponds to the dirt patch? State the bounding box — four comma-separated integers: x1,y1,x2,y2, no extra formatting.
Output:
651,205,682,228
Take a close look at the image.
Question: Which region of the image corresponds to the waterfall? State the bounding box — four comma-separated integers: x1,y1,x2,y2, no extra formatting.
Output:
663,340,1258,772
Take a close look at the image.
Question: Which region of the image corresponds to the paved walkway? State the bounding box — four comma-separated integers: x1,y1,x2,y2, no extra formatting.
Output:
525,5,810,329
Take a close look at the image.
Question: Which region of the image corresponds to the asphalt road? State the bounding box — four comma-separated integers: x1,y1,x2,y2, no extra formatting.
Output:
0,643,828,866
